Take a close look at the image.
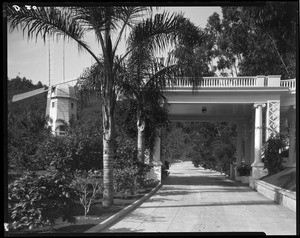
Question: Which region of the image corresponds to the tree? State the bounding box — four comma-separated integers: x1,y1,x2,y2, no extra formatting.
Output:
162,127,186,163
205,3,297,78
241,2,297,78
7,77,48,120
7,6,204,206
165,122,236,173
123,15,208,163
7,77,51,173
71,170,103,217
121,47,165,162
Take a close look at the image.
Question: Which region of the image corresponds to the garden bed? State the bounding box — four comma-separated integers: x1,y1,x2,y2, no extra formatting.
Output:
7,188,153,234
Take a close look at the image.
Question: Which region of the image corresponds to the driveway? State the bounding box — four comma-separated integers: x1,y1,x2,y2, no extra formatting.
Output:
102,161,297,235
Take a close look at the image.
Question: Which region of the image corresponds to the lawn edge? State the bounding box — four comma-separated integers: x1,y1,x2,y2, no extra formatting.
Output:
84,183,162,233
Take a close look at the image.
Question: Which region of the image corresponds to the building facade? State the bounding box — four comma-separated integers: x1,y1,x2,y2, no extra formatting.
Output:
46,84,77,135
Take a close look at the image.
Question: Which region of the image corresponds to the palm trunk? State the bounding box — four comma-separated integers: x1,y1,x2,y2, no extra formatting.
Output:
102,102,115,207
137,113,146,163
101,19,116,207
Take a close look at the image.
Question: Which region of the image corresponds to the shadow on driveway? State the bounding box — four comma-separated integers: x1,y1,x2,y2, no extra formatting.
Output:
103,227,146,232
162,174,242,187
140,200,276,209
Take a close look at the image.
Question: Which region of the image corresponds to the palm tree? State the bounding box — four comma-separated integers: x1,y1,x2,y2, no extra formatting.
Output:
123,15,207,163
7,5,204,206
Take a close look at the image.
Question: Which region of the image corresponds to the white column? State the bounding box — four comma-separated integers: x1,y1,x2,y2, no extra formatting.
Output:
146,130,163,182
235,122,243,179
251,103,268,180
244,121,251,165
249,117,254,164
237,122,243,164
253,103,264,164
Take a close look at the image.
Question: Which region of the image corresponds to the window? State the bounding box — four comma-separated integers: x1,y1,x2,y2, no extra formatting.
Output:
52,102,55,108
55,125,66,136
71,102,74,109
58,125,66,131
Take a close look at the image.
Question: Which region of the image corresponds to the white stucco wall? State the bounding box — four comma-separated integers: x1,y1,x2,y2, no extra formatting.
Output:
48,96,77,134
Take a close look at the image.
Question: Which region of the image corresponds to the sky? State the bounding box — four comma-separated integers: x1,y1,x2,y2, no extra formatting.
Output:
7,6,222,87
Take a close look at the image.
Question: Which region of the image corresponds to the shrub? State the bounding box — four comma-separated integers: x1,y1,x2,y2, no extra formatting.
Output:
8,171,77,231
39,131,103,174
113,167,139,198
71,170,103,217
114,136,152,197
205,156,217,170
141,178,159,188
191,157,202,168
262,133,287,175
236,162,251,176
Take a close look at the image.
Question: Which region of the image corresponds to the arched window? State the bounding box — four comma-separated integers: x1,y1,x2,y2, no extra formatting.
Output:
55,124,66,136
58,125,66,132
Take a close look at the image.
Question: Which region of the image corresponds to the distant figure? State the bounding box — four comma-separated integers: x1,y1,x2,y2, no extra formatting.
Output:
165,160,170,170
162,160,170,179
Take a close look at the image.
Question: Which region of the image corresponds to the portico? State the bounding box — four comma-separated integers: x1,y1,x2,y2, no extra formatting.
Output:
149,75,296,186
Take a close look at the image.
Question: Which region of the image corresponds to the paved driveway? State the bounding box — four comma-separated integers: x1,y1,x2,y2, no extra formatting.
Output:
102,161,297,235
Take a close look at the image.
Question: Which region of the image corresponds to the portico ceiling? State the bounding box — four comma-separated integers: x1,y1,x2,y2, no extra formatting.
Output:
167,103,253,122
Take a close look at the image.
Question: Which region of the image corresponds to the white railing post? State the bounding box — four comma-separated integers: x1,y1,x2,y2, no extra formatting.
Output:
292,79,296,90
256,75,265,87
267,75,281,87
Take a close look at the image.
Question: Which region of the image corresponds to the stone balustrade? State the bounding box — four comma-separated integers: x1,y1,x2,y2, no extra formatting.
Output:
166,76,296,91
280,79,296,91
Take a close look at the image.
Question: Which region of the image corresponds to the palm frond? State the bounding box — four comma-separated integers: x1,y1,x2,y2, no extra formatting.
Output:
114,6,151,28
126,11,205,56
71,7,107,33
76,61,105,97
126,44,154,87
112,6,151,58
126,11,178,55
7,6,100,63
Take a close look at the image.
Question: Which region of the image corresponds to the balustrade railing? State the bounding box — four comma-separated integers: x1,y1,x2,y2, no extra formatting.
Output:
280,79,296,91
166,76,296,91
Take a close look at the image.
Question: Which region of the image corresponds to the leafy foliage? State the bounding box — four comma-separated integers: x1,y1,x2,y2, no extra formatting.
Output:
162,126,187,163
115,99,137,139
114,136,152,197
7,76,47,114
7,77,51,173
262,133,288,175
8,171,77,231
162,122,237,175
39,130,103,174
113,168,139,198
205,3,297,78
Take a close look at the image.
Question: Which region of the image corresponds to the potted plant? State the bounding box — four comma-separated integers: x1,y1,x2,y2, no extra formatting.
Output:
236,162,251,176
